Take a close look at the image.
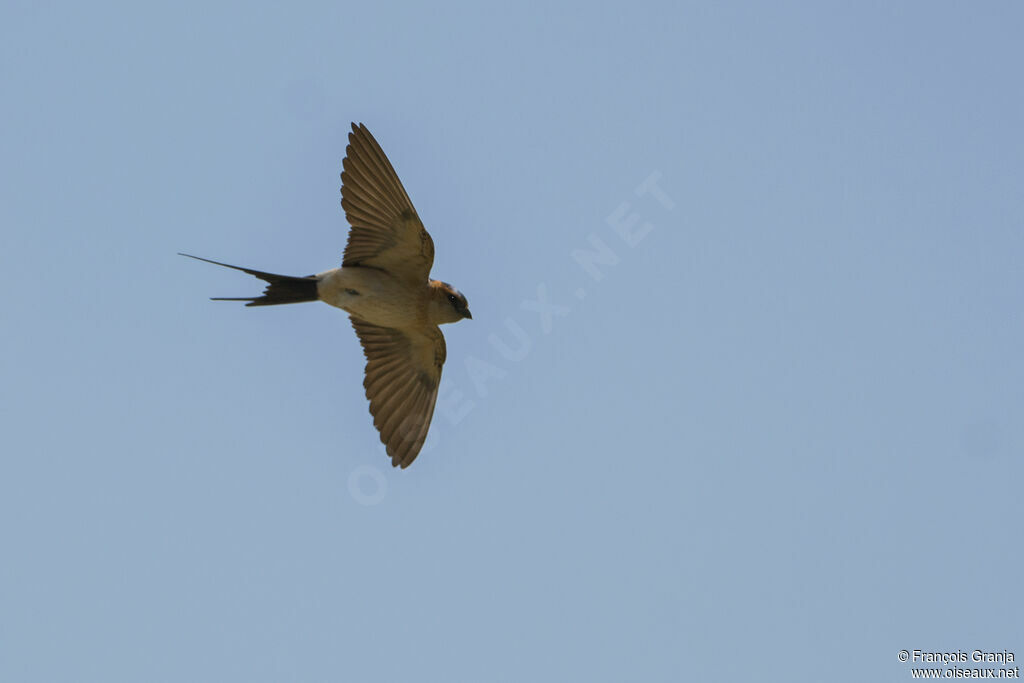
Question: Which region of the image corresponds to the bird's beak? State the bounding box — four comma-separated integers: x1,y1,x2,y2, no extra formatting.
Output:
464,310,473,320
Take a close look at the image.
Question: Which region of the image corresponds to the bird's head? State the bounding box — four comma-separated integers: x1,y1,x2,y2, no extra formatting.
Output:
428,280,472,324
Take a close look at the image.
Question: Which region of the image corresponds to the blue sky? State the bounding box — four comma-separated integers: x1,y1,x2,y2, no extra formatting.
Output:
2,2,1022,681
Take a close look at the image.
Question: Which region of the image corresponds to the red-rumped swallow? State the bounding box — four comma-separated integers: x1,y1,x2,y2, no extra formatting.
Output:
182,123,471,468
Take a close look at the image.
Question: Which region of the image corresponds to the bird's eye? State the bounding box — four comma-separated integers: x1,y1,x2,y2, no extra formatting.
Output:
447,294,457,304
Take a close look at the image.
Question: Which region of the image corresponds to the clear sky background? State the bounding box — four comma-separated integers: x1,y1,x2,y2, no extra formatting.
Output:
2,2,1022,681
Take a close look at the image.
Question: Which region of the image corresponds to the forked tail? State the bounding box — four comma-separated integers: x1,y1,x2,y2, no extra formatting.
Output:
179,253,320,307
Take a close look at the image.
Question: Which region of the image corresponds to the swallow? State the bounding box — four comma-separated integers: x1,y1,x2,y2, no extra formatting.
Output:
182,123,471,468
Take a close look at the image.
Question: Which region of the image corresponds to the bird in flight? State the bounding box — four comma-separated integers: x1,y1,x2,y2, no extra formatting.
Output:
182,123,471,468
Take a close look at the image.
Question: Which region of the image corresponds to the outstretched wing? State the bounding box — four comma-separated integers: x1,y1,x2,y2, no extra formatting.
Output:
350,317,446,468
340,123,434,283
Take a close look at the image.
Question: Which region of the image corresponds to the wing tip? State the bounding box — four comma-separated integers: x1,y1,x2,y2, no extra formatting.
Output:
349,121,368,140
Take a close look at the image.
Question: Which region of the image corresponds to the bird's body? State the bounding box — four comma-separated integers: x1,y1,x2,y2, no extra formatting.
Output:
318,267,441,328
182,123,471,468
